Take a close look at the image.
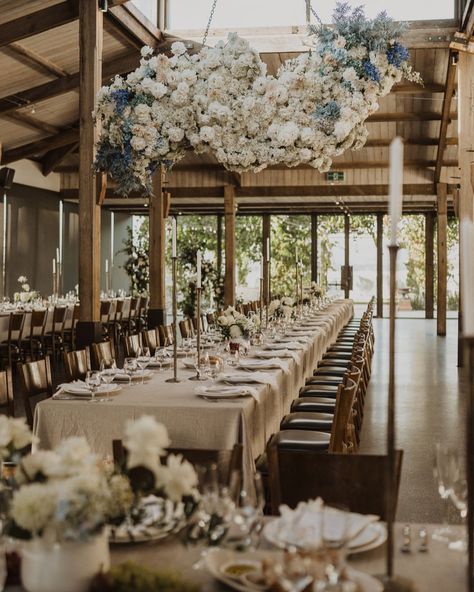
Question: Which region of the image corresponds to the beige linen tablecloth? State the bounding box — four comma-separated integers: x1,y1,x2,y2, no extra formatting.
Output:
33,300,353,478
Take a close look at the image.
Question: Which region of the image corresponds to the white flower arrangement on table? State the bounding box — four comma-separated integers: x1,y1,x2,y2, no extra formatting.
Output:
9,416,198,543
268,297,296,319
310,282,323,298
95,3,421,196
216,306,254,340
13,276,39,304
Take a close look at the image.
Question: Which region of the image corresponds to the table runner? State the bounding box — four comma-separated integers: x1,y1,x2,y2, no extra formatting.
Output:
33,300,353,480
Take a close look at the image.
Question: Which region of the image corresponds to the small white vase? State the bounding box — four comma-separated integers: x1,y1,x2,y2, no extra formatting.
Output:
21,530,110,592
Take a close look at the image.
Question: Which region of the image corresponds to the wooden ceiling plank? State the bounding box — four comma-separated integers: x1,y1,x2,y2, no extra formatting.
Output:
42,142,77,176
367,112,456,122
5,42,68,78
3,111,59,135
105,4,163,50
0,52,139,116
434,49,458,183
0,2,78,48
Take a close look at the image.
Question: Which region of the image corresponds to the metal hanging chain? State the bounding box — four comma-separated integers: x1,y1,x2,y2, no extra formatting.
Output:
305,0,323,30
202,0,218,47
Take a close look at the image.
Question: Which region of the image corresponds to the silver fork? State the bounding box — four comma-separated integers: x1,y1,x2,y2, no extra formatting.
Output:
418,527,428,552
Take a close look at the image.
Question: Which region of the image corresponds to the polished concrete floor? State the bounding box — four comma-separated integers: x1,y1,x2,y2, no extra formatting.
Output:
359,317,466,523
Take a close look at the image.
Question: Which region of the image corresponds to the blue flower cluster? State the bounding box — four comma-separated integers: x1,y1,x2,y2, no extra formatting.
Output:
386,42,409,68
363,60,380,83
314,101,341,121
110,89,130,116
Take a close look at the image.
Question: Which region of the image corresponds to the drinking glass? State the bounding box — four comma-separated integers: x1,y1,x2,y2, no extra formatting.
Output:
320,504,349,588
225,471,265,551
136,347,151,384
85,370,101,402
100,359,116,402
448,476,468,552
123,357,137,387
432,443,459,543
273,549,315,592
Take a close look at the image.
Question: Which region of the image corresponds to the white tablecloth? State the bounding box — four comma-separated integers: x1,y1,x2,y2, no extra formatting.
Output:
33,300,354,478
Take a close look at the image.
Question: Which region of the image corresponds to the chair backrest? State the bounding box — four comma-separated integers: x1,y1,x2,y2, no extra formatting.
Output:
100,301,112,323
114,299,124,321
141,328,160,354
158,324,174,347
9,312,25,342
112,440,243,486
52,306,67,333
179,318,193,339
329,376,359,453
123,334,142,357
206,312,215,327
19,356,53,428
129,297,140,319
267,446,403,520
91,340,114,370
63,348,91,381
0,368,14,416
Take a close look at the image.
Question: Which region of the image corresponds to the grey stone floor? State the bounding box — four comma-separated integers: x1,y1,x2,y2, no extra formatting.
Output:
359,317,467,523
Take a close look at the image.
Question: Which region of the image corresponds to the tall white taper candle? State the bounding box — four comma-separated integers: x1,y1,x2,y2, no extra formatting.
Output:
388,137,404,246
172,218,177,258
461,218,474,336
266,237,270,262
105,258,109,273
260,256,264,279
196,250,201,289
52,258,56,273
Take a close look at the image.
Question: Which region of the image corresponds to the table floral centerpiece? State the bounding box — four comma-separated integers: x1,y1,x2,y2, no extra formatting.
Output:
13,277,39,306
8,416,198,592
268,297,297,320
216,307,256,352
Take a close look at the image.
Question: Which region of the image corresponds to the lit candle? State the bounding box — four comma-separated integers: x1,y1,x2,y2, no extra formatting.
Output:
172,218,177,258
388,137,404,246
260,256,264,279
266,237,270,263
461,218,474,336
52,258,56,273
105,258,109,273
196,250,201,289
56,247,60,264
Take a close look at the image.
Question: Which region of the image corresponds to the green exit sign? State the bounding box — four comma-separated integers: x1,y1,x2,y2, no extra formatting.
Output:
326,171,345,182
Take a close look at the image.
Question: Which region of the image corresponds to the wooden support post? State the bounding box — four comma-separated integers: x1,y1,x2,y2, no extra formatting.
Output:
311,213,318,283
344,214,350,299
148,169,167,327
216,214,223,278
76,0,103,348
437,183,448,336
376,213,383,318
262,214,271,304
224,185,236,307
425,212,435,319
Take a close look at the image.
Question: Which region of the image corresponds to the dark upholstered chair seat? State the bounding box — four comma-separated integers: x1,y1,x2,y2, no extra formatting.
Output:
300,384,339,398
318,359,351,368
313,366,346,376
281,411,333,432
323,351,353,360
271,429,331,451
291,397,336,413
305,376,342,386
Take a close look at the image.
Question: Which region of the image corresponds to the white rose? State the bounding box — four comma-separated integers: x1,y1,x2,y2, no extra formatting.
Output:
217,315,229,326
130,136,147,151
22,284,30,292
12,482,57,534
158,454,198,502
171,41,187,56
124,416,170,462
229,324,243,339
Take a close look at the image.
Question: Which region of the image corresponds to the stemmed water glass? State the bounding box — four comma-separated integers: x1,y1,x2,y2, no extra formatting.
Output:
100,358,116,402
225,471,265,551
449,476,468,551
123,357,137,387
320,504,349,588
136,347,151,384
85,370,101,402
432,443,460,543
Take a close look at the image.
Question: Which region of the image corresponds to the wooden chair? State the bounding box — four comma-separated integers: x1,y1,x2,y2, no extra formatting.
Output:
63,304,80,352
0,368,14,416
141,328,160,355
44,306,67,359
0,312,25,368
63,348,91,382
18,356,53,428
123,334,142,357
206,312,215,327
91,340,115,370
100,301,113,340
112,440,243,486
137,296,149,331
267,447,403,519
158,324,174,347
20,309,47,361
179,318,194,339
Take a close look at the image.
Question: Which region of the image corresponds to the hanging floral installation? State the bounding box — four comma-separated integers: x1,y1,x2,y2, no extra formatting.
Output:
95,3,421,195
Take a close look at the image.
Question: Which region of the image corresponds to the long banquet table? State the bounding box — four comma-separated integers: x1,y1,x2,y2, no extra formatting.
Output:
33,300,353,479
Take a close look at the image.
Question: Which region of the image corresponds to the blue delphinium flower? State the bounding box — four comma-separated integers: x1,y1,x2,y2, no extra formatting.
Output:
387,42,409,68
363,60,380,83
314,101,341,121
110,89,130,116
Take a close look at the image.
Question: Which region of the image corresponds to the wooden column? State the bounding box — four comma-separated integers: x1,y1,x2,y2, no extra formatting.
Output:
216,214,223,278
376,213,383,318
224,185,236,307
262,214,271,303
437,183,448,336
148,169,167,327
425,212,435,319
76,0,103,347
311,213,318,283
344,214,350,299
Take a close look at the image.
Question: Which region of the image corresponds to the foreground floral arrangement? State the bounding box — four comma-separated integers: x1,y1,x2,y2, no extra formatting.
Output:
216,306,257,340
10,416,198,543
268,296,297,319
95,3,420,194
14,276,39,304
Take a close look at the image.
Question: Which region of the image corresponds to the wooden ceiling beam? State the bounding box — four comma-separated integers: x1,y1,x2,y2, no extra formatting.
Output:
4,42,68,78
2,128,78,165
367,112,456,122
3,111,60,135
0,2,78,48
391,83,445,93
42,142,77,176
0,53,139,116
365,137,458,147
434,50,458,183
104,4,163,50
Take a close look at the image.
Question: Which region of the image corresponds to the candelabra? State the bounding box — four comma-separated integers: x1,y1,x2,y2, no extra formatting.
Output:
190,286,206,381
165,256,181,384
259,277,264,328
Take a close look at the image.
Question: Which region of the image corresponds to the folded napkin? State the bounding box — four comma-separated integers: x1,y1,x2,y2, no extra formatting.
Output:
264,341,304,351
54,380,92,399
238,358,287,371
254,349,299,362
195,385,260,401
219,371,278,390
272,498,379,548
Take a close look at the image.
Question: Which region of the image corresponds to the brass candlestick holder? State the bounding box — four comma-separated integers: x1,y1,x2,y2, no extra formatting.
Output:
376,244,413,592
165,256,181,384
259,277,264,328
464,335,474,592
190,286,206,381
52,271,57,298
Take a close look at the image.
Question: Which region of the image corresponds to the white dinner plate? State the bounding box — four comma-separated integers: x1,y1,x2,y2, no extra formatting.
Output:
205,548,383,592
62,384,120,396
113,370,153,382
262,519,386,555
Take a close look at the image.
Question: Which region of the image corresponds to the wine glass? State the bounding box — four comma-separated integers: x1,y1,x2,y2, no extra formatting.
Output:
320,504,349,587
432,443,459,543
136,347,151,384
123,357,137,387
448,476,468,552
85,370,101,402
225,471,265,551
100,358,116,402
